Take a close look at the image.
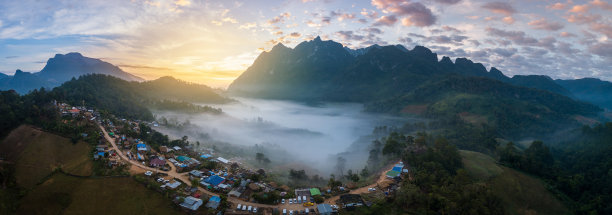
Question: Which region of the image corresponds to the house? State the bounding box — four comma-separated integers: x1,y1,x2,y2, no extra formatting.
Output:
204,175,225,187
176,156,190,162
67,108,80,117
160,146,171,153
165,181,182,189
339,194,364,208
228,187,245,198
150,158,166,167
173,146,182,151
386,170,401,178
200,154,212,159
137,143,148,151
180,196,203,211
189,170,204,177
310,188,322,196
216,157,229,164
96,144,107,152
205,196,221,209
317,204,334,215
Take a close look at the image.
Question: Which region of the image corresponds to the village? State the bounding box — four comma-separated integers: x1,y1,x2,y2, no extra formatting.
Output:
57,101,410,215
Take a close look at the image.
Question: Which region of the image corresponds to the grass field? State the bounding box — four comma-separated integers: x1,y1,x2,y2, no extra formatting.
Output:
460,150,503,181
18,173,181,215
0,125,93,188
461,150,570,215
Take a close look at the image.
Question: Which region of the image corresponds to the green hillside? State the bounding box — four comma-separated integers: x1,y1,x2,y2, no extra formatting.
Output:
18,173,181,215
460,150,569,215
366,75,600,138
0,125,92,188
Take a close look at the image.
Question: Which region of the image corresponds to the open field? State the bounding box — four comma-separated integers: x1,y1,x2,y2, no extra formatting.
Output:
461,150,570,215
460,150,503,181
0,125,93,188
18,173,181,215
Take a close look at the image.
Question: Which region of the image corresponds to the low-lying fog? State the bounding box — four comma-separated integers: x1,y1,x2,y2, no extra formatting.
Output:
153,97,405,175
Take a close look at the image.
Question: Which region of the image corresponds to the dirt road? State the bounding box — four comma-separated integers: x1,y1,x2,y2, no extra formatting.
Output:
99,125,280,209
100,124,396,211
324,161,398,205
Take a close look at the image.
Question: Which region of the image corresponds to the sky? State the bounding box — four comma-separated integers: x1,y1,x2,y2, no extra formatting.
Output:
0,0,611,88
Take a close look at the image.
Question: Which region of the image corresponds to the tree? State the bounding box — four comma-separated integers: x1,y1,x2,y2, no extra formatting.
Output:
256,152,264,163
335,157,346,177
191,178,200,188
360,166,369,178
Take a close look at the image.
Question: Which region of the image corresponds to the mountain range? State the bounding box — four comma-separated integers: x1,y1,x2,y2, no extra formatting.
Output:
228,37,611,138
0,52,143,94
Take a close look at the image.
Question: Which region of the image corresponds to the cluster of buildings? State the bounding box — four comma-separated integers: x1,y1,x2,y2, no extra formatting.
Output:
386,162,408,178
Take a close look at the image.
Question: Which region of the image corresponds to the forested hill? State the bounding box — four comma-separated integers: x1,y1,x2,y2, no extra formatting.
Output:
228,37,604,139
51,74,230,120
365,75,600,138
228,37,601,103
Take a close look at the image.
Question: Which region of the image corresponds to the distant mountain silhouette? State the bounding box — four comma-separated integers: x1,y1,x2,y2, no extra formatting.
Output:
557,78,612,110
228,37,605,138
228,37,574,102
0,52,143,94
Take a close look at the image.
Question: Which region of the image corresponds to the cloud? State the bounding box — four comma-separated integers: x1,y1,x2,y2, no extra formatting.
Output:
490,47,517,57
560,32,577,37
426,34,468,45
528,19,564,31
360,9,379,19
371,0,437,27
485,27,557,50
432,0,461,4
394,2,437,27
547,2,570,10
429,25,464,34
363,27,383,34
481,2,517,15
371,0,404,9
569,4,589,13
174,0,190,7
268,12,291,24
502,16,515,24
335,31,365,41
289,32,301,38
589,42,612,57
239,22,257,30
565,14,601,24
469,39,481,46
590,23,612,38
591,0,612,11
374,15,398,26
330,11,356,21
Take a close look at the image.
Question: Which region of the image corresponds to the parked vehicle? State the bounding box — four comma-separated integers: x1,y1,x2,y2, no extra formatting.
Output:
237,204,241,210
282,199,286,204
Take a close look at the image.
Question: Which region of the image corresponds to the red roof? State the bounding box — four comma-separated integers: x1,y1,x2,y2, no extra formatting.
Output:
68,109,80,113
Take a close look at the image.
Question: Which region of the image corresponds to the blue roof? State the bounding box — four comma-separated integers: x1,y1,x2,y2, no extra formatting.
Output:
205,175,225,186
200,154,212,159
209,196,221,202
97,152,105,156
392,166,403,172
177,156,189,161
317,204,333,213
